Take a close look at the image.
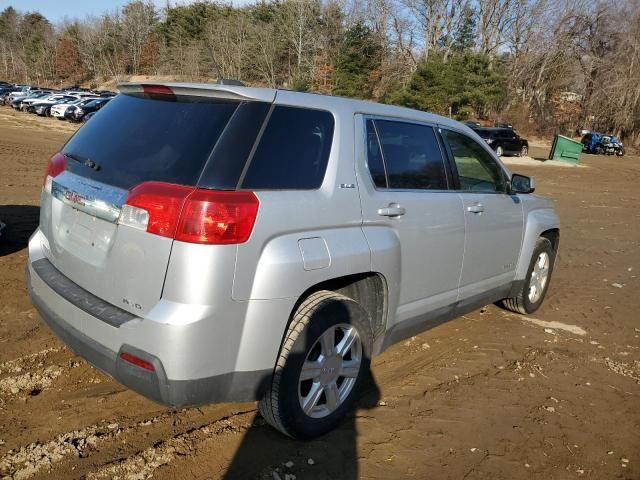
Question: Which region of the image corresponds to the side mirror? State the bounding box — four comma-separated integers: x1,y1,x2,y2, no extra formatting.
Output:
510,173,535,194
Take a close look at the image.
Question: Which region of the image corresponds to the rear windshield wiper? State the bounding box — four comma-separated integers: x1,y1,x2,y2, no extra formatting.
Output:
63,152,101,171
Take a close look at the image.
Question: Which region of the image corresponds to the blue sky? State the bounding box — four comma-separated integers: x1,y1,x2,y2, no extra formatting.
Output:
0,0,254,22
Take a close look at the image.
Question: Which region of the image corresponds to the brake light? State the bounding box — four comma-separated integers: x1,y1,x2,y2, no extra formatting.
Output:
142,84,174,96
119,182,259,245
43,152,66,192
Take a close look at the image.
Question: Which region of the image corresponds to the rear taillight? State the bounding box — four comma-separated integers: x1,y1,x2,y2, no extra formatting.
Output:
119,182,193,238
176,190,260,244
43,152,66,193
119,182,259,245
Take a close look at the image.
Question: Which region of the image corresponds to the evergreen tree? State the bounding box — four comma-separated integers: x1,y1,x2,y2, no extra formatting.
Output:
453,6,477,52
333,22,381,99
386,52,505,118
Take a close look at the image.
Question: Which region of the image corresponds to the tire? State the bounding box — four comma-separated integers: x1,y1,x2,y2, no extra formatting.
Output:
501,237,555,315
495,145,504,157
519,145,528,157
616,148,624,157
259,290,373,440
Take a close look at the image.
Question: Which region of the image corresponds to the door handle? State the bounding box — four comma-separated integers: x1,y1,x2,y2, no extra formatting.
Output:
378,203,405,218
466,203,484,214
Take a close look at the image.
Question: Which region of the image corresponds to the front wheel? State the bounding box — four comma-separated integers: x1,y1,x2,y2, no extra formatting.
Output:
495,145,504,157
519,145,528,157
501,237,556,315
259,291,372,439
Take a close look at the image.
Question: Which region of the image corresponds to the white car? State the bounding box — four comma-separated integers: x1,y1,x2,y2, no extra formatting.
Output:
51,98,95,120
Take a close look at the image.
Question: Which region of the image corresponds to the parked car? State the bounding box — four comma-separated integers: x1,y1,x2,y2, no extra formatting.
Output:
28,95,79,115
474,127,529,156
10,91,47,110
495,121,513,129
464,120,481,128
27,82,559,439
51,97,95,120
5,85,33,104
68,97,111,121
16,92,58,111
581,132,625,156
0,86,21,105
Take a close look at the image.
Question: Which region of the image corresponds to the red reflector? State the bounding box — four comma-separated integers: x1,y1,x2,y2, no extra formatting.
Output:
43,152,66,186
119,352,155,371
124,182,194,238
176,190,259,245
142,84,174,96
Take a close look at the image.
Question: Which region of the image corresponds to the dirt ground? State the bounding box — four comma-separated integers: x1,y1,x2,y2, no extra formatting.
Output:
0,107,638,480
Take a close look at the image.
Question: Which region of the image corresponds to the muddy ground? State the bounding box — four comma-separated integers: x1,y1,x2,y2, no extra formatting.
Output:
0,107,638,480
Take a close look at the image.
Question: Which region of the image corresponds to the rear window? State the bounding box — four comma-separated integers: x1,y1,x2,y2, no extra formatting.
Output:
62,93,239,190
241,106,334,190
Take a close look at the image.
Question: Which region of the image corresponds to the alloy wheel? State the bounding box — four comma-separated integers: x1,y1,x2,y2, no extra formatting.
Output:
298,323,362,419
528,252,550,303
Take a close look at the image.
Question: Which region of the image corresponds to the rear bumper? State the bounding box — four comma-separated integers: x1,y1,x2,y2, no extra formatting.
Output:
27,258,272,407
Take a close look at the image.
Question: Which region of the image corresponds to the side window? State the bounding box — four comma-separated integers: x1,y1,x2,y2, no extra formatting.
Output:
365,119,387,188
241,106,334,189
369,119,448,190
443,130,507,193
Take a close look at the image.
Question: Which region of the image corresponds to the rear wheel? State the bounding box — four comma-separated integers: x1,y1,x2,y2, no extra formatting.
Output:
259,290,372,439
501,237,555,315
519,145,528,157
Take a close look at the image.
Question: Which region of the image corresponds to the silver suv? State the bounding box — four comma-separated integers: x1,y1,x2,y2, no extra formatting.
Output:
27,82,559,439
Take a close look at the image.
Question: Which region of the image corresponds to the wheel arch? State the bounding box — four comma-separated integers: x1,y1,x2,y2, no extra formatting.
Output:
515,207,560,281
283,272,389,351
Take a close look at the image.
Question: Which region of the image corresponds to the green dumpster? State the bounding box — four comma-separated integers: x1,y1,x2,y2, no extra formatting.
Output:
549,134,582,164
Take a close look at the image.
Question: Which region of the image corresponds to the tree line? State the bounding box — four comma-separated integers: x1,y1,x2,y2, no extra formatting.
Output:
1,0,639,144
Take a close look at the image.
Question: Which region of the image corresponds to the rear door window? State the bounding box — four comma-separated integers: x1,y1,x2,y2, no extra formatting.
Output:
62,93,239,190
367,119,448,190
241,106,334,190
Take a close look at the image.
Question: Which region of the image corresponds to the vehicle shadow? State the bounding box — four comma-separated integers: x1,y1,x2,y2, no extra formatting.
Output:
0,205,40,257
222,368,381,479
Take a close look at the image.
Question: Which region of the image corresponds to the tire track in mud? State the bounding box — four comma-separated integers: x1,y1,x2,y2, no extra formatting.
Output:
85,410,255,480
1,405,255,480
0,348,72,398
0,421,123,479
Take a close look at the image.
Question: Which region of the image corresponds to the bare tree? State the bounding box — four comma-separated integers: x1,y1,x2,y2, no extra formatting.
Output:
121,1,157,74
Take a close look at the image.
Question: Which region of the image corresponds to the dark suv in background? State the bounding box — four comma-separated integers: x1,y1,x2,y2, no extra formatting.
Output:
475,128,529,157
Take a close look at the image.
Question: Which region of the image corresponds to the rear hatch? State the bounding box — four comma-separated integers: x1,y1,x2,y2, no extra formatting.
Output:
39,86,264,317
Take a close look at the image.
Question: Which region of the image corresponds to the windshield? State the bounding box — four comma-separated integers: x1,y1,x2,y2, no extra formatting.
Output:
83,99,103,108
475,129,493,139
62,93,240,190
